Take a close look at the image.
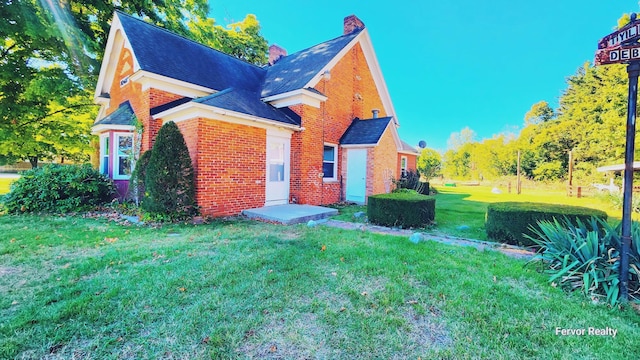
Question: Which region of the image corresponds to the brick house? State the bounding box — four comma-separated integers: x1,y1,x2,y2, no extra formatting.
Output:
92,11,418,217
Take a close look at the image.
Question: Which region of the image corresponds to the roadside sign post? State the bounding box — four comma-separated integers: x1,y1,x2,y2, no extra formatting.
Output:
620,61,640,302
595,13,640,303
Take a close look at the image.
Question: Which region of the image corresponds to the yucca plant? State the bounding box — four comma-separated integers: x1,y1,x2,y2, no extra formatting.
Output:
525,217,640,306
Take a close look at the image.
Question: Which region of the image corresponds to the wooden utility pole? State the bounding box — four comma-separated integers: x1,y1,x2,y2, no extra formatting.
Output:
517,150,521,194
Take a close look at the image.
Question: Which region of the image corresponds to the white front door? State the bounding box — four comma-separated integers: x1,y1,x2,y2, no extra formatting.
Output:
346,149,367,203
265,133,290,206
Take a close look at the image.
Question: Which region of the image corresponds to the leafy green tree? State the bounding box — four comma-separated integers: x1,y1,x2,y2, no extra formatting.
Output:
416,148,441,180
189,14,269,66
442,142,474,180
143,121,196,218
524,101,555,125
471,135,516,180
1,0,267,167
0,92,96,168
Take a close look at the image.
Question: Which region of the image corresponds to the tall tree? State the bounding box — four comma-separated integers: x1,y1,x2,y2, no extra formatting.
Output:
189,14,269,66
1,1,268,167
416,148,442,180
524,101,555,125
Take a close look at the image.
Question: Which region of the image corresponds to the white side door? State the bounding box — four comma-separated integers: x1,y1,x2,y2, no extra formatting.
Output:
346,148,367,203
265,132,291,206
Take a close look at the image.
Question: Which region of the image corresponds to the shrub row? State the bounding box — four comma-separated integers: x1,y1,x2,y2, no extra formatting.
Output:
2,164,114,213
485,202,607,247
368,192,435,228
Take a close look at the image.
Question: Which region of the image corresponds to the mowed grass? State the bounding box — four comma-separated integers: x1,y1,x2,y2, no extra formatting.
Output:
330,185,621,241
431,185,625,240
1,215,640,359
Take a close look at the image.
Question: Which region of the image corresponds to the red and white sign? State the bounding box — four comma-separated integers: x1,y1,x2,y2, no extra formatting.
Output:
598,22,640,49
596,45,640,65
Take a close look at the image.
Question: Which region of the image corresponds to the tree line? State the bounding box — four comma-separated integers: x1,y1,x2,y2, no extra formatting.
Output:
437,60,633,184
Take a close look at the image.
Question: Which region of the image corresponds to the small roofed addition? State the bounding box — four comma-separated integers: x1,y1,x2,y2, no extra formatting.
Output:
340,117,393,145
344,15,365,34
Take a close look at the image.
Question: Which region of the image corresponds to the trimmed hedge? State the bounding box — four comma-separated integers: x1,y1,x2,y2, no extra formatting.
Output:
485,202,608,247
368,192,436,228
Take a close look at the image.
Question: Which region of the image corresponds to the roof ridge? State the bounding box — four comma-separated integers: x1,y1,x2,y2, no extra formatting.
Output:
114,10,265,71
279,27,364,61
194,88,235,103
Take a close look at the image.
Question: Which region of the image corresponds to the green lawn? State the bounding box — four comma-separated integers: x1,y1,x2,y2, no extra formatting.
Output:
1,215,639,359
431,185,627,240
0,177,15,195
332,185,626,241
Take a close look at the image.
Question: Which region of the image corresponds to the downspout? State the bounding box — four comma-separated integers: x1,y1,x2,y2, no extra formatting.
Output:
321,70,330,204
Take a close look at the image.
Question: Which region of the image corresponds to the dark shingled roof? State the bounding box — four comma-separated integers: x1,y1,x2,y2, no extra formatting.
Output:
193,88,301,126
261,29,362,98
117,11,265,92
107,12,365,129
94,101,136,126
340,117,393,145
150,97,192,115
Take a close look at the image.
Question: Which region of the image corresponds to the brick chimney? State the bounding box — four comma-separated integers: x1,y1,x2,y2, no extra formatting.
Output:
268,44,287,65
343,15,365,35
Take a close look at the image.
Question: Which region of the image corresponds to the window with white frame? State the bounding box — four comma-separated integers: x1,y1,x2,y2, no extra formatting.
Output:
114,133,134,179
323,144,337,181
99,134,109,176
401,156,408,178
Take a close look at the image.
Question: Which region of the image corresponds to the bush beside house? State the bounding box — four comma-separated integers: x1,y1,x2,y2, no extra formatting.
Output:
141,121,197,219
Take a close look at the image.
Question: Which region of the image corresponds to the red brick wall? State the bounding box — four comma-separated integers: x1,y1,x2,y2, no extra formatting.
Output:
371,126,398,195
397,153,417,177
175,118,267,216
291,42,388,205
407,154,417,172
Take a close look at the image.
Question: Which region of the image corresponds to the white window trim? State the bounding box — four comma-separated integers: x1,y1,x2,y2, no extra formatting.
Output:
99,133,110,176
323,143,338,182
113,133,134,180
401,155,408,178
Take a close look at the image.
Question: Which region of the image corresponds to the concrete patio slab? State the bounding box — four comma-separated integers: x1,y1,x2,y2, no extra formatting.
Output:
242,204,338,225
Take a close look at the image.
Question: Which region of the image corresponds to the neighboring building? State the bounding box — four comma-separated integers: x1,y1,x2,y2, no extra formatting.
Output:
92,11,419,216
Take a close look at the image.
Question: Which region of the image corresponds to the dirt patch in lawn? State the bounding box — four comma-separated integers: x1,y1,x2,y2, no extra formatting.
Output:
401,307,452,351
0,265,20,276
238,312,335,359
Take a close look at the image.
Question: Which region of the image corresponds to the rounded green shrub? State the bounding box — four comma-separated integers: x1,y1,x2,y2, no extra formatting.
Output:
485,202,608,247
368,192,436,228
2,164,115,213
143,121,197,219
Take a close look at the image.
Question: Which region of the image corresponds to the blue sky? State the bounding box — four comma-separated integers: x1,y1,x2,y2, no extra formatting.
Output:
209,1,638,151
